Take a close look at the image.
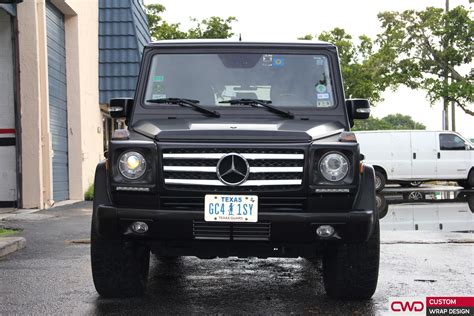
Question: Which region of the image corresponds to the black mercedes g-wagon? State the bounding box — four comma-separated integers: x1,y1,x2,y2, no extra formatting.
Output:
91,40,378,300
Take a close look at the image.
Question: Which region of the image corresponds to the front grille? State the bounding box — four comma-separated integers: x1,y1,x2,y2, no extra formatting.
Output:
161,196,306,212
193,220,271,241
162,148,304,191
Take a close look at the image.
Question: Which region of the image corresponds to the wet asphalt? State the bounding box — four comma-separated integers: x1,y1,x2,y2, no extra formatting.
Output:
0,192,473,315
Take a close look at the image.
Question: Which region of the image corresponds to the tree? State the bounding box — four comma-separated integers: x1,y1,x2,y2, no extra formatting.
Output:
144,4,236,40
187,17,237,39
299,29,392,104
377,6,474,116
353,113,426,131
145,4,188,40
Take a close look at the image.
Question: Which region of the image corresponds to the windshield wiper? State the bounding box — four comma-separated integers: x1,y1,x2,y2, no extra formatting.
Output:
219,98,294,119
147,97,220,118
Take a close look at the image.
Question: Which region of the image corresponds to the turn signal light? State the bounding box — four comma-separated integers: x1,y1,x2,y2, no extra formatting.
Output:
339,131,357,142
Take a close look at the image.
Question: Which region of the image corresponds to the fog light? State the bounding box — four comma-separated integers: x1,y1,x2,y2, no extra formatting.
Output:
316,225,335,237
131,221,148,234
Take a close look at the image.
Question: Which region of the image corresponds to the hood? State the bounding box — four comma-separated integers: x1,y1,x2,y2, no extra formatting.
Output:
132,118,345,142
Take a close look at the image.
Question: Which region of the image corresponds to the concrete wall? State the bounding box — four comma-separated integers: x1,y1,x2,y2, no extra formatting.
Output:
17,0,102,208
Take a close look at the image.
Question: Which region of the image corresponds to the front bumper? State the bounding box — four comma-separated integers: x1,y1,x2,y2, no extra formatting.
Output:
95,205,375,244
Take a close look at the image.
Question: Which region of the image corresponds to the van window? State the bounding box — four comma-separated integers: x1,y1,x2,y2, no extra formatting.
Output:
439,134,466,151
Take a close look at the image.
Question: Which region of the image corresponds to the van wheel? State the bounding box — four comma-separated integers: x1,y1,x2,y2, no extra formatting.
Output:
91,220,150,298
460,171,474,188
374,171,386,191
400,181,422,188
323,221,380,300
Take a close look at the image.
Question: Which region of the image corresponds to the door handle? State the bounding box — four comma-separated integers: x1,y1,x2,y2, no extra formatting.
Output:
437,152,440,159
413,153,416,159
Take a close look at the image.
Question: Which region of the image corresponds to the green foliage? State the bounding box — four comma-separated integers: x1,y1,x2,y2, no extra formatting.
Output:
353,113,426,131
188,17,237,39
299,28,392,104
0,228,18,237
377,6,473,115
145,4,236,40
84,184,94,201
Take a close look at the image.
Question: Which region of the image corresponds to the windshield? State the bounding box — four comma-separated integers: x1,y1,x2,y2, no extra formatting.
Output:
144,53,336,108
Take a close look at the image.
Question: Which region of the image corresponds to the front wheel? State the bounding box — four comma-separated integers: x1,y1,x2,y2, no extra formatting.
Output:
322,221,380,300
91,221,150,298
460,170,474,189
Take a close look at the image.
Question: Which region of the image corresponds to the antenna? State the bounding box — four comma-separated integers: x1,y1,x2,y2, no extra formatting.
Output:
239,33,242,42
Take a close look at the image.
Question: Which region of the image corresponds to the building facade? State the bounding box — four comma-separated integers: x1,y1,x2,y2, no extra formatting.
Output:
0,0,149,209
99,0,150,150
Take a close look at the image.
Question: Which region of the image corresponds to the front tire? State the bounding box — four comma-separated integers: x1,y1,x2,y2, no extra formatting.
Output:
322,221,380,300
460,170,474,189
91,221,150,298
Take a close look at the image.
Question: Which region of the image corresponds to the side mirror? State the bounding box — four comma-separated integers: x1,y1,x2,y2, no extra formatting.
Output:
346,99,371,120
108,98,133,120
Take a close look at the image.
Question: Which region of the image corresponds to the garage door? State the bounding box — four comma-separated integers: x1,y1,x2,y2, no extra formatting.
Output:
0,10,17,207
46,2,69,201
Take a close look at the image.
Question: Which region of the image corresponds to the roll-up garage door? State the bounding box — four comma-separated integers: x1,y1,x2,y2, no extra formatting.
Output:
0,9,17,207
46,2,69,201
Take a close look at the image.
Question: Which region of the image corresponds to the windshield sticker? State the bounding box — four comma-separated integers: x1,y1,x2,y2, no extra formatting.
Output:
262,54,273,66
151,94,166,99
315,84,327,93
152,82,165,94
313,56,325,66
317,93,330,99
317,100,332,108
272,56,284,67
152,75,164,82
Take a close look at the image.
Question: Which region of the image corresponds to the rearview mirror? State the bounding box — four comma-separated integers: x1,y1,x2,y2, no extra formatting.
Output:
109,98,133,120
346,99,370,127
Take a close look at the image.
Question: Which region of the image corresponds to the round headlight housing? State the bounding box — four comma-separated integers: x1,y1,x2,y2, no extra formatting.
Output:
319,152,349,182
118,151,147,180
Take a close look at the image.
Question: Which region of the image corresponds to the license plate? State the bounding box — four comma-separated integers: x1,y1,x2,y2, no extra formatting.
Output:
204,195,258,222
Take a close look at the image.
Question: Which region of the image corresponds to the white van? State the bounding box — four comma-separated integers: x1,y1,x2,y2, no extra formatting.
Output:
355,130,474,191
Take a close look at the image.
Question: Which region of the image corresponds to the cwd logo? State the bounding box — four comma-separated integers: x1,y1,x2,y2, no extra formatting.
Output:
388,297,425,315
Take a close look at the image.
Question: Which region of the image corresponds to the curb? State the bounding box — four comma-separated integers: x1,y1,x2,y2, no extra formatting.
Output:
0,237,26,258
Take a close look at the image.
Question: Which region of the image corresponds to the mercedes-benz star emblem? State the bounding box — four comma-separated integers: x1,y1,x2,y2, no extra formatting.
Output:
216,153,250,185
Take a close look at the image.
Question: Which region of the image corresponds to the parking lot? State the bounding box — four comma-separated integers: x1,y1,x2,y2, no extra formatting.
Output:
0,186,473,315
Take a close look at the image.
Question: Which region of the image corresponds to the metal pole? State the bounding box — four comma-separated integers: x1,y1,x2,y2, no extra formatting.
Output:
443,0,450,130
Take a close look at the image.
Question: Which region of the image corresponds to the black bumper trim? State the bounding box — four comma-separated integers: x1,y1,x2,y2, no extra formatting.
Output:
96,205,375,243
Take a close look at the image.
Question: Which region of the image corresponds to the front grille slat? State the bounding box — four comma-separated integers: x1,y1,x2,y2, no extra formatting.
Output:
193,220,271,241
163,148,304,191
160,196,305,212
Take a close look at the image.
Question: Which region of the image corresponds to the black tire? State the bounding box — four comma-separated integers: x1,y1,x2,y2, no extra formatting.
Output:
460,170,474,189
91,220,150,298
374,170,386,192
322,221,380,300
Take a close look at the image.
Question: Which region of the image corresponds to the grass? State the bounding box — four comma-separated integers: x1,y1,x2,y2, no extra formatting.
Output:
84,184,94,201
0,228,18,237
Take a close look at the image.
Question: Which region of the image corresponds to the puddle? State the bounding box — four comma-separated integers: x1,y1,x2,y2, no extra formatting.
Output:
378,189,474,233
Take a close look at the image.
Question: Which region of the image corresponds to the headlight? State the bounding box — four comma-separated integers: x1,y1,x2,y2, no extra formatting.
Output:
118,151,147,179
319,152,349,182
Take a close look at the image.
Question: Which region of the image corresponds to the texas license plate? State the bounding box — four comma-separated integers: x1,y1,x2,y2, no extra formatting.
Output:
204,195,258,222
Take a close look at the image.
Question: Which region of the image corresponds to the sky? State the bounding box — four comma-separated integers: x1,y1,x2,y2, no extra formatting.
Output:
144,0,473,138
